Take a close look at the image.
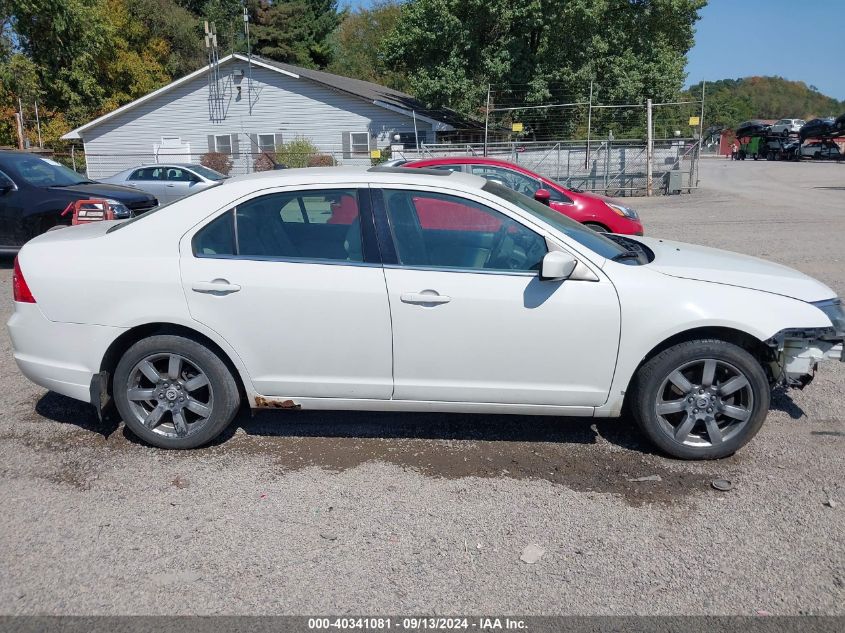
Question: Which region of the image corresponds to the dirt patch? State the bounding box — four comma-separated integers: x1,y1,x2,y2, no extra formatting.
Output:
220,410,723,506
12,394,727,505
45,457,98,490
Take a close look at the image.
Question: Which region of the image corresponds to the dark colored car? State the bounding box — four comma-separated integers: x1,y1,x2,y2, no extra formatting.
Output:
799,117,836,141
0,151,157,253
406,157,644,235
734,120,771,139
835,112,845,134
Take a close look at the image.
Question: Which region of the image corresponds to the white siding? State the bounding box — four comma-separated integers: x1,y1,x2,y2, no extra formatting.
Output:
81,61,433,178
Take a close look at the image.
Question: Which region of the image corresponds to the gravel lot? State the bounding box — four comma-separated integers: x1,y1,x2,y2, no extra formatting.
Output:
0,158,843,615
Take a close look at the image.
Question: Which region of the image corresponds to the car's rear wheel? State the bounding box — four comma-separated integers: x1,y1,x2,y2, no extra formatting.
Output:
113,335,240,449
629,339,770,459
584,222,609,233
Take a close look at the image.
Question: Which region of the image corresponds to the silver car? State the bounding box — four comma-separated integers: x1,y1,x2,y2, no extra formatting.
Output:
770,118,805,136
101,164,227,204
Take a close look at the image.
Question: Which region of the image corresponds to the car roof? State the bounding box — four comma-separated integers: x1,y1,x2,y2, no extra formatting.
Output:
126,163,203,170
221,165,487,189
409,156,519,167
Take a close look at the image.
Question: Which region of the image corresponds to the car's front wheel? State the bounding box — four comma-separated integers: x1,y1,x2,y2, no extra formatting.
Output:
629,339,770,459
113,334,240,449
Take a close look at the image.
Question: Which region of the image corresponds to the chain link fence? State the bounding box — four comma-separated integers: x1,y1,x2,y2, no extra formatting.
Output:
53,144,377,181
54,86,705,197
408,137,700,197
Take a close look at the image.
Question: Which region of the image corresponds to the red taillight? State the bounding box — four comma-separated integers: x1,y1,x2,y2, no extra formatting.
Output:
12,256,36,303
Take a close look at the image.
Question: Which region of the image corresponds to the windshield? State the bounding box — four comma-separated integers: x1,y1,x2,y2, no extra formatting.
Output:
189,165,227,181
482,181,627,260
14,157,91,187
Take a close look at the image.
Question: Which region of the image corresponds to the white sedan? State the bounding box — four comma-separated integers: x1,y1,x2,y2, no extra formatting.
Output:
8,167,844,458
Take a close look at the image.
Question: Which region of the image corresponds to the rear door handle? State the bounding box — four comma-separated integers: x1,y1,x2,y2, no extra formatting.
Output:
400,291,451,305
192,279,241,295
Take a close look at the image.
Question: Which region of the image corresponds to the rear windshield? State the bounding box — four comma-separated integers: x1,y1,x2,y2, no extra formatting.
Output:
481,181,628,260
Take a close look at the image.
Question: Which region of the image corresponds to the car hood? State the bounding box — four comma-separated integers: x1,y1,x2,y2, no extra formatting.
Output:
635,237,835,302
565,188,616,206
48,182,156,203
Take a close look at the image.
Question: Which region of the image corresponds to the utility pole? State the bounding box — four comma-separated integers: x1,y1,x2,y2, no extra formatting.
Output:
34,99,43,148
697,81,706,186
584,80,593,170
483,84,491,157
244,6,253,115
646,98,653,196
412,110,419,152
14,113,24,150
18,98,26,149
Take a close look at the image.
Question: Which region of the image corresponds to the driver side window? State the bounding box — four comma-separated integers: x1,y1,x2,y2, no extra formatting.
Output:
383,190,546,272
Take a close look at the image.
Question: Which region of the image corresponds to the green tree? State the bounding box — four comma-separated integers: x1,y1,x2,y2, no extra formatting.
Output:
127,0,206,78
385,0,706,136
250,0,342,68
328,0,407,90
11,0,113,124
685,77,844,128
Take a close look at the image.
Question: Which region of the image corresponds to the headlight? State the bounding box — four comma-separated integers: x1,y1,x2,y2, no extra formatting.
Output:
104,199,132,219
812,298,845,336
605,202,639,220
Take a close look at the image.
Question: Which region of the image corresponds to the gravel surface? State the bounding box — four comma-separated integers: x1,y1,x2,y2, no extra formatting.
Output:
0,158,843,615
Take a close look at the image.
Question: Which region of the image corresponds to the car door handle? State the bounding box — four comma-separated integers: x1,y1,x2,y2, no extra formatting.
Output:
191,279,241,295
400,291,452,305
166,184,176,187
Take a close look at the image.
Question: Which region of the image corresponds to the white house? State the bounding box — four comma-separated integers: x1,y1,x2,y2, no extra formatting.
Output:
62,53,477,178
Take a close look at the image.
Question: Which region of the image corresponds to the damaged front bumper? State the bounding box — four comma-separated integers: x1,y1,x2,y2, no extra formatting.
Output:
766,325,844,389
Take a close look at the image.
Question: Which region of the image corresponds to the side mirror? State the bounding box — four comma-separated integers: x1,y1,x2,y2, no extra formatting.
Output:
540,251,577,281
0,175,16,194
534,188,551,205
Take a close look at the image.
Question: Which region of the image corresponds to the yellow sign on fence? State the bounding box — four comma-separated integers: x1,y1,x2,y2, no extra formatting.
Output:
512,122,524,132
689,116,700,126
370,149,382,159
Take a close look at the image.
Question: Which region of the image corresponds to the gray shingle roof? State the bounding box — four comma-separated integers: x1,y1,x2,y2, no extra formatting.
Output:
251,55,481,131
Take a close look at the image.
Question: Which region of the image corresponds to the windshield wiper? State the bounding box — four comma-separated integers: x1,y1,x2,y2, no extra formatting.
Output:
611,250,642,262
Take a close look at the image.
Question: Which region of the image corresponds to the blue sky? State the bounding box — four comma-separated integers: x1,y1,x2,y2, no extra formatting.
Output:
341,0,844,100
685,0,843,99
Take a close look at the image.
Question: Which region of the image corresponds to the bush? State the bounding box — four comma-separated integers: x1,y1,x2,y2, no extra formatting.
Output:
201,151,233,175
253,152,278,172
307,153,335,167
275,136,320,169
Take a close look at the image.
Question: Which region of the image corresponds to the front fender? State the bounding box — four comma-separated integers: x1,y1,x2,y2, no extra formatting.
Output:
595,267,832,417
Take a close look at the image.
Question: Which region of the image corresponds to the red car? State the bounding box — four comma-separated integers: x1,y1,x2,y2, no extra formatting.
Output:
406,157,644,235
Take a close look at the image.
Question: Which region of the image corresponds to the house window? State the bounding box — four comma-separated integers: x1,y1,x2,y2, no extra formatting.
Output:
350,132,370,155
342,131,371,159
258,134,279,153
214,134,232,155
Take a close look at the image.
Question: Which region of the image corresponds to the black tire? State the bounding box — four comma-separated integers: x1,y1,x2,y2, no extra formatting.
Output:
629,339,770,460
584,222,610,233
113,334,240,449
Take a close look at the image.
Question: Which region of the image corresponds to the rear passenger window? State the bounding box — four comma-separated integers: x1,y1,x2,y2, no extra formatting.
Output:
193,211,235,256
193,189,363,262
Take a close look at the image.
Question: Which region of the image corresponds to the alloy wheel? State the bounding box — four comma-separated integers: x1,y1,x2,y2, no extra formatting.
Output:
654,358,754,448
125,353,213,438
